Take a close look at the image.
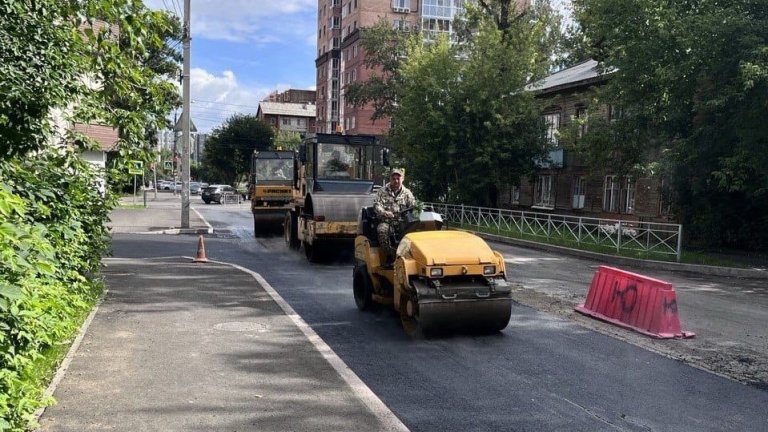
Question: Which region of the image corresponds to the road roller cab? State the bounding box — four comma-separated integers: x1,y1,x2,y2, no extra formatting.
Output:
284,134,389,262
250,150,297,236
354,208,513,336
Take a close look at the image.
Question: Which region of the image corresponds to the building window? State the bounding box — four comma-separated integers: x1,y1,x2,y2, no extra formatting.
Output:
622,177,635,214
392,0,409,9
609,104,623,122
511,185,520,205
351,116,355,130
575,106,588,137
351,68,357,82
603,176,635,213
534,175,554,208
282,118,291,126
544,112,560,146
330,16,340,29
572,176,586,209
603,175,619,212
353,44,358,57
296,118,305,127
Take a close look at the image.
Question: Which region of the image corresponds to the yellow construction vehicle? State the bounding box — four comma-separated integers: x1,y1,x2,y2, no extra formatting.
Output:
284,133,389,262
249,150,297,236
353,208,513,336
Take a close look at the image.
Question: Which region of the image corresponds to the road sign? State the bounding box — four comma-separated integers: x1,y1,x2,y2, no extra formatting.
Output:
128,160,144,175
164,160,173,170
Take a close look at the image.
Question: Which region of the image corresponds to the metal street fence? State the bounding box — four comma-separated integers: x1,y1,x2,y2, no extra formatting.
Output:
220,192,242,205
424,202,683,262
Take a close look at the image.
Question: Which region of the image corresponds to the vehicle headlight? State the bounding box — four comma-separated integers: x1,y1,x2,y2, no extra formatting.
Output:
430,267,443,277
483,265,496,275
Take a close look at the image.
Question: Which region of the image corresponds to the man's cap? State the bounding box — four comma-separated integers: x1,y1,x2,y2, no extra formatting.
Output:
390,168,405,177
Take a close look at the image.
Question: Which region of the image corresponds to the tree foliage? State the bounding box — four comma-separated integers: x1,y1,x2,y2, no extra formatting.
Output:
0,1,182,428
1,0,180,163
201,115,275,185
573,0,768,250
351,1,563,205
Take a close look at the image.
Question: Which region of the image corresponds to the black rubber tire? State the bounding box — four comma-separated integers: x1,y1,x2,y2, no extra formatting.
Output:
400,292,425,338
353,265,374,311
253,216,261,238
284,212,300,250
203,199,210,204
304,240,321,263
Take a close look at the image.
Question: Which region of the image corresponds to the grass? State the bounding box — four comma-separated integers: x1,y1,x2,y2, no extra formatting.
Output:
454,222,756,268
24,283,104,425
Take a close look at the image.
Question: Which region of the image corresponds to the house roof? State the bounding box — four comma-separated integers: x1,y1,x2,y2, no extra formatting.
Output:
73,123,119,151
258,101,316,118
526,59,612,94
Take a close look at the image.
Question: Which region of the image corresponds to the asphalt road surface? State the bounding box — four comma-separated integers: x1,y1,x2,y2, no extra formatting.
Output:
111,204,768,432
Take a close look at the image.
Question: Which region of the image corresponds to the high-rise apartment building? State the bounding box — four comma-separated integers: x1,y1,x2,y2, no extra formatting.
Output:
315,0,471,136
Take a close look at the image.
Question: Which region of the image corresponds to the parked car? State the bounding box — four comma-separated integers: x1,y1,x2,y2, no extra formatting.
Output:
158,180,172,190
190,181,201,194
201,184,237,204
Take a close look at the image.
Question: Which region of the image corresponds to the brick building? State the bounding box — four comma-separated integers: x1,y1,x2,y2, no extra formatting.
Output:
257,102,317,136
502,60,667,222
264,89,317,104
315,0,472,136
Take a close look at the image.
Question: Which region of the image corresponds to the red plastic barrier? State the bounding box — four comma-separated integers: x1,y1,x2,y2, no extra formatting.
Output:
575,266,694,339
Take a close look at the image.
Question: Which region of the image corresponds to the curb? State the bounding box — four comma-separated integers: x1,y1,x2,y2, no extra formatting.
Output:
215,259,410,432
474,231,768,280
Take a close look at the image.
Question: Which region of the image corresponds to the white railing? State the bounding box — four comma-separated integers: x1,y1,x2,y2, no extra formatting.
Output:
220,192,242,205
424,202,683,262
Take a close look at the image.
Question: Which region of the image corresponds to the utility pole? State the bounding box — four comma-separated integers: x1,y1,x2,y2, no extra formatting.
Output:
181,0,191,228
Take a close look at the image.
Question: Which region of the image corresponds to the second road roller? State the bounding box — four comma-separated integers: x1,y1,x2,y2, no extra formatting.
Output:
353,207,513,336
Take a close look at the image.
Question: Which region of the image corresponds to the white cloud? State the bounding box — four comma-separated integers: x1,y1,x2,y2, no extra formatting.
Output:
144,0,316,45
186,68,273,132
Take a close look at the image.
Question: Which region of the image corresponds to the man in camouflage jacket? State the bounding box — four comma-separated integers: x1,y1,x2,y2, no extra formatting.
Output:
373,168,416,263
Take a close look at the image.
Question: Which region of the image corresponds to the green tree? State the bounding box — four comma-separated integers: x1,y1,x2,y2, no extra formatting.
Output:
274,130,303,151
573,0,768,250
344,20,410,122
351,1,563,205
202,114,275,185
0,2,184,427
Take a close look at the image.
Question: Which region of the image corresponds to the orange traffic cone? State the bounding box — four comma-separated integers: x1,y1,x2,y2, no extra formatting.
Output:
193,235,208,263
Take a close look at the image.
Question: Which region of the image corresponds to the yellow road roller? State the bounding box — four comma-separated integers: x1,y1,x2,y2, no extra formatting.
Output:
353,208,512,336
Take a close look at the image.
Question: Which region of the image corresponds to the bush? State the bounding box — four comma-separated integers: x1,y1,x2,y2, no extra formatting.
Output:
0,149,112,430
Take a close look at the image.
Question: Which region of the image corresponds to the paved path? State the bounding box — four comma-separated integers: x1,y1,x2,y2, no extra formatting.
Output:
38,257,406,431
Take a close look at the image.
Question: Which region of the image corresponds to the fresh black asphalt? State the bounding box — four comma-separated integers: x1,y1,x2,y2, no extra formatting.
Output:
111,231,768,432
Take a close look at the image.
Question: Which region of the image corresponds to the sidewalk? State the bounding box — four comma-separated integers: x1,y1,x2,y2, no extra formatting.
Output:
110,192,213,234
38,257,406,431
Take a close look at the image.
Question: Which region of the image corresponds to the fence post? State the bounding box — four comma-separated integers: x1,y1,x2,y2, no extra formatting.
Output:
578,217,582,245
617,220,622,253
547,214,552,240
497,208,502,234
676,224,683,262
460,204,465,226
521,211,525,235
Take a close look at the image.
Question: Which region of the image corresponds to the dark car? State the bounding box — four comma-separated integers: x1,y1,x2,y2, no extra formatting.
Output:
201,184,236,204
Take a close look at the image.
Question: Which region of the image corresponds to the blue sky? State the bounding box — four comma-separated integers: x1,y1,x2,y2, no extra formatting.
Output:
145,0,318,132
145,1,573,132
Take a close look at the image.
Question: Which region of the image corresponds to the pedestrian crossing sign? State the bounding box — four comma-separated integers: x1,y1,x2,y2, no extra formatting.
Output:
164,160,173,170
128,160,143,175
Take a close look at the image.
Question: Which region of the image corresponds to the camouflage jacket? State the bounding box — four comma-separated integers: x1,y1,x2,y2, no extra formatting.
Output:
374,184,416,220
